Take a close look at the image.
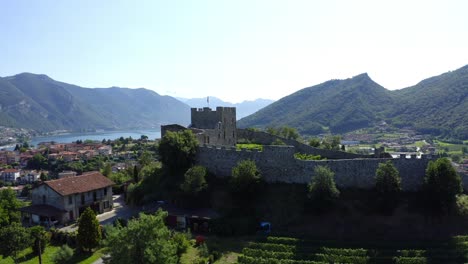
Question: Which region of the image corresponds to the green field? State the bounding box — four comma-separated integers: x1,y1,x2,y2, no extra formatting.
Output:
237,235,468,264
0,245,103,264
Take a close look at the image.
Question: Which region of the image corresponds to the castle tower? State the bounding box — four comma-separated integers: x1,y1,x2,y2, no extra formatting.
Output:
190,107,237,146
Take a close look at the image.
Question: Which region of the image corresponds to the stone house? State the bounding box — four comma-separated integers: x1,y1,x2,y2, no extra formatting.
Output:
20,171,114,227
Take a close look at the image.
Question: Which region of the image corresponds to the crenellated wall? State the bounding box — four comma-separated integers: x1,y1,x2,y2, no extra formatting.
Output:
195,145,465,191
237,129,374,159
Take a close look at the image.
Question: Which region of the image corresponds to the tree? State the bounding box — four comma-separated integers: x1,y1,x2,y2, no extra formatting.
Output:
0,188,24,227
308,138,321,148
308,166,340,212
27,153,48,170
138,150,153,168
180,166,208,196
133,165,139,183
374,161,401,213
266,126,300,140
77,207,101,252
30,225,49,259
423,158,463,214
40,172,48,182
321,135,341,150
0,222,31,263
158,130,198,175
230,160,262,201
101,162,112,177
104,210,178,264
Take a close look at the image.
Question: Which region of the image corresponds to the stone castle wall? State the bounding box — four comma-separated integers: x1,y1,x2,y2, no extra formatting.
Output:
190,107,237,146
237,129,373,159
195,145,455,191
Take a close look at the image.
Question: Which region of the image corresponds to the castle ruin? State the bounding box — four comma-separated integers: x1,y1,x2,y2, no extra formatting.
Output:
161,106,465,191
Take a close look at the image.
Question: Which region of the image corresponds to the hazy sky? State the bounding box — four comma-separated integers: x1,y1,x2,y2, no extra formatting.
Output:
1,0,468,103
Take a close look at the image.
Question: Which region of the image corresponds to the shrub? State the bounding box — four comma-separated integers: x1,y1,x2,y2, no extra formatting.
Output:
374,161,401,214
52,244,74,264
307,166,340,212
173,231,191,257
423,158,462,214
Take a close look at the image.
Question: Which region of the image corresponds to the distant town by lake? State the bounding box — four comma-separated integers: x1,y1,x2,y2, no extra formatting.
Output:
3,129,161,150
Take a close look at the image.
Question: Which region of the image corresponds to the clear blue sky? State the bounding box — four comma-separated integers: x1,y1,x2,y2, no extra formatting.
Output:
1,0,468,103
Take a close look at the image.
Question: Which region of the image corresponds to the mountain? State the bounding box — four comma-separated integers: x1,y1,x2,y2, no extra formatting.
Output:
0,73,190,132
179,96,274,119
238,66,468,139
390,65,468,139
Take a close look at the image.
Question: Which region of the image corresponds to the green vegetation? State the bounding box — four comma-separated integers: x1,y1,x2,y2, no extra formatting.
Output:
103,210,186,264
158,130,198,175
374,161,401,214
0,245,103,264
0,188,24,227
0,72,190,132
266,126,300,140
239,66,468,139
237,235,468,264
77,207,101,252
51,245,73,263
307,166,340,212
230,160,263,202
180,166,208,196
237,143,263,151
0,223,31,263
423,158,463,215
294,153,323,160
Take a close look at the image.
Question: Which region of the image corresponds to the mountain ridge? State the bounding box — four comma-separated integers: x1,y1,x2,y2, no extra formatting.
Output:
0,73,191,132
238,66,468,139
179,96,274,119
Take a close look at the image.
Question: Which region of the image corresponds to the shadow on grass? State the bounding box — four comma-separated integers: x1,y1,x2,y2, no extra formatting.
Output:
67,249,103,264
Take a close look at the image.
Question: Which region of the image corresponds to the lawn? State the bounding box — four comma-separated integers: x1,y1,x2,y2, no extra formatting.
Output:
179,236,252,264
0,245,103,264
236,143,263,151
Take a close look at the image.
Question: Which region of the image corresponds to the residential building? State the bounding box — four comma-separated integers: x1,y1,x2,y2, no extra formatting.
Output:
2,169,21,183
20,171,114,226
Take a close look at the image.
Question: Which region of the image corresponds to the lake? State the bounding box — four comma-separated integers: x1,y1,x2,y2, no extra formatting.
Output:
2,129,161,150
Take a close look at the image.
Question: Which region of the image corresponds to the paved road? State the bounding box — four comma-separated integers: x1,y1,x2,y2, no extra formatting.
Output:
60,194,140,232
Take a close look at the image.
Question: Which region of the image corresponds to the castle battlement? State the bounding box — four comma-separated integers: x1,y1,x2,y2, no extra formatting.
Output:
195,145,443,191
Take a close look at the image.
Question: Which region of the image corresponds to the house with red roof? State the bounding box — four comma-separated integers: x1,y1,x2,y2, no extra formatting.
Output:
20,171,114,227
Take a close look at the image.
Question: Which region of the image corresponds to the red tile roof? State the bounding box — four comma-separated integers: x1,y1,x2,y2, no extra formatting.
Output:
44,171,114,196
2,169,19,173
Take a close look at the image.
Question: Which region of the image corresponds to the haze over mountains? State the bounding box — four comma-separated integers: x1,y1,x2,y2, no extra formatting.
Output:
0,73,190,132
0,65,466,139
178,97,274,119
239,65,468,139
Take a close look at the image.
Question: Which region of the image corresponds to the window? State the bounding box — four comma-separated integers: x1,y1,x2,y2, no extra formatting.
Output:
42,195,46,204
93,191,97,202
68,196,72,205
104,187,107,196
81,194,85,205
103,201,110,209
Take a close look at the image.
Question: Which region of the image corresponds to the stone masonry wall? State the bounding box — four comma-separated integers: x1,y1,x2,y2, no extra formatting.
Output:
237,129,373,159
195,145,458,191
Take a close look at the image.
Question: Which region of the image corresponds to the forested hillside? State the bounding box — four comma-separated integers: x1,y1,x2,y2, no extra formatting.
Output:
0,73,190,132
239,65,468,139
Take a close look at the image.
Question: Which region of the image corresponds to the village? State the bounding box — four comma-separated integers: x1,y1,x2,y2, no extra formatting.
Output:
0,106,467,264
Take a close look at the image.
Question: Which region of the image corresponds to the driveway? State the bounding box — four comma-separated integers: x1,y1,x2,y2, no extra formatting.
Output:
60,194,140,232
